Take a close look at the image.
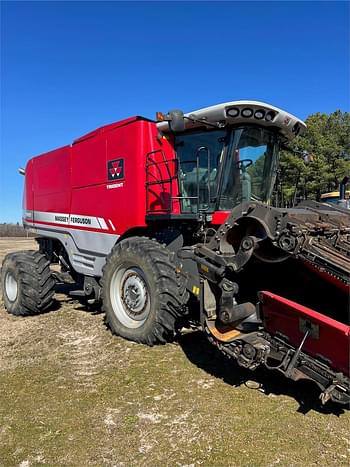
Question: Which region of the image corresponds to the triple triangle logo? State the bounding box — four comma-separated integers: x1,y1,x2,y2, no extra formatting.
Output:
108,158,124,181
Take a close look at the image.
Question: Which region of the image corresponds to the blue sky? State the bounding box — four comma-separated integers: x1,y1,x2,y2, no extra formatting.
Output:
1,1,349,222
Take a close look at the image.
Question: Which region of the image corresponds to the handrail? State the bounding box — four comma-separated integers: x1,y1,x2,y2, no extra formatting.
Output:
146,147,213,215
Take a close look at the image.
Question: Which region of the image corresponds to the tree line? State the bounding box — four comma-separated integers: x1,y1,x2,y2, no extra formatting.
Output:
0,223,34,237
279,110,350,205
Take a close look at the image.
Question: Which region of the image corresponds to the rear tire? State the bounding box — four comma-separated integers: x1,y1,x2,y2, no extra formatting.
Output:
101,237,189,345
1,250,55,316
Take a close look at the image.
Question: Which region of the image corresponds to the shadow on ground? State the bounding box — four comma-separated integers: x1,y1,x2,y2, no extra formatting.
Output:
53,282,348,415
178,329,348,416
55,282,103,314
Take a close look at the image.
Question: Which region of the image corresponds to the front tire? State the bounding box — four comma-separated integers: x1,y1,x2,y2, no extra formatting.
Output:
1,250,55,316
101,237,188,345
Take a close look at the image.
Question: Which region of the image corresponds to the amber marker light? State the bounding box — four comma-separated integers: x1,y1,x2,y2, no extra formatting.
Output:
156,111,165,121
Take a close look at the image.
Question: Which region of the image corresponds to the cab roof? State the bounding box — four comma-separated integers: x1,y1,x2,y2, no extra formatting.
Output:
157,100,306,140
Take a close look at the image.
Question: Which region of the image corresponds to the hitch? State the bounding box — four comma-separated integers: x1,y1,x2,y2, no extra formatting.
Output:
218,278,256,326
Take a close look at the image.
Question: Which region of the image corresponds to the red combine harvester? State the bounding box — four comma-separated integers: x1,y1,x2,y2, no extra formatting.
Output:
2,101,349,404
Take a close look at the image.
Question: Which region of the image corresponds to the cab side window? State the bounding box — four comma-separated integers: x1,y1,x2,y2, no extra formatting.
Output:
175,130,226,212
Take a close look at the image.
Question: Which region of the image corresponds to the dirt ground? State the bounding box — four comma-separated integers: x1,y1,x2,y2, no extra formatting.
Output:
0,238,349,467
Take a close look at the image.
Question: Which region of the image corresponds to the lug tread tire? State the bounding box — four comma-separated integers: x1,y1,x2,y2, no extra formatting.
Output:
1,250,55,316
101,237,189,346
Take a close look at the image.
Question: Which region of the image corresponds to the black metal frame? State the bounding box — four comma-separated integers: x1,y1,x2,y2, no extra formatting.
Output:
146,147,213,216
146,149,177,215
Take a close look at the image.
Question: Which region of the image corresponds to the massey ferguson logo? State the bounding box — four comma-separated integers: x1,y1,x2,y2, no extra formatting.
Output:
108,158,124,181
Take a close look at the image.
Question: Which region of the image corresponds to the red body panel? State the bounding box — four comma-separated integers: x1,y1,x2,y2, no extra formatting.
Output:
261,291,350,376
23,118,180,235
23,159,34,213
303,261,350,295
33,145,72,214
211,211,231,225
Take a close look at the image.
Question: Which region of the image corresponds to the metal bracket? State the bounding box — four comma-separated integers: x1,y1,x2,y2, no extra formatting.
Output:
299,318,319,339
203,280,217,319
285,328,310,378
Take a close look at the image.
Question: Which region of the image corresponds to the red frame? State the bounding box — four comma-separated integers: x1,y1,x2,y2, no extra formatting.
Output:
261,291,350,376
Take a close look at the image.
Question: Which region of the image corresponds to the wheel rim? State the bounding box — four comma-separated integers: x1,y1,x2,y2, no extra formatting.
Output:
110,265,151,329
5,272,18,302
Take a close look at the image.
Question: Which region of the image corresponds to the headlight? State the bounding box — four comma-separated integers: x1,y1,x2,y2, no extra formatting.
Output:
254,109,265,120
241,108,253,118
227,107,240,118
265,111,276,122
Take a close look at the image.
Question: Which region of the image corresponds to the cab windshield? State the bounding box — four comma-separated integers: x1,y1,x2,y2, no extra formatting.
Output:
175,126,279,213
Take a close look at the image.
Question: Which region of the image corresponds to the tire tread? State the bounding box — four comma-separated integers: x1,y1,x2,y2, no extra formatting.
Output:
101,237,189,345
1,250,55,316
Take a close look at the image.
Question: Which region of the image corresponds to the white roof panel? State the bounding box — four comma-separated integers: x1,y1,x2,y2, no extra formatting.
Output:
157,100,306,139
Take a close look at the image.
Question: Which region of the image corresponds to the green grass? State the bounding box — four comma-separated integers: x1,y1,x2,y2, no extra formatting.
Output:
0,290,349,466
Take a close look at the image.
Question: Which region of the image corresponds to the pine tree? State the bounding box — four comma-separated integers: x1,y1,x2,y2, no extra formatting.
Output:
279,110,350,204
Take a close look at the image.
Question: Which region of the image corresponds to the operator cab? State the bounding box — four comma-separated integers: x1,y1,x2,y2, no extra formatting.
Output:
157,101,306,214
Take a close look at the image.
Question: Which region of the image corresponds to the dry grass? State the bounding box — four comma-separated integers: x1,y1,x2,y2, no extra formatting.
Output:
0,238,349,466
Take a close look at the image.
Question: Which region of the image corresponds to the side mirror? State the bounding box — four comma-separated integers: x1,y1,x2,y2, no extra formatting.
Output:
281,144,314,165
168,109,185,132
301,150,314,164
156,109,185,133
